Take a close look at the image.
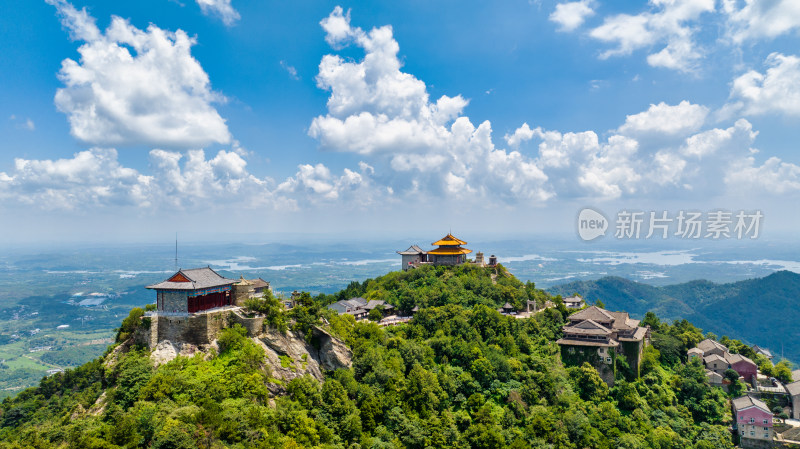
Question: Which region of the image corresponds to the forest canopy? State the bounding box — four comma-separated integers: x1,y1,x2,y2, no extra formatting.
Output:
0,265,741,449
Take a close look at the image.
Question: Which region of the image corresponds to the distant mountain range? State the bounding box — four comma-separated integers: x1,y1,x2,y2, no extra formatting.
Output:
548,270,800,363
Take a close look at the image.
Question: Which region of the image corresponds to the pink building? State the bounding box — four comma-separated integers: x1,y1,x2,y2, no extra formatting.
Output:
732,396,773,446
726,353,758,384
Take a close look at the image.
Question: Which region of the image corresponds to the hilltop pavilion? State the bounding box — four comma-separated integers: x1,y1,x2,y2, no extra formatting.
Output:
398,233,475,270
146,267,236,315
428,233,472,265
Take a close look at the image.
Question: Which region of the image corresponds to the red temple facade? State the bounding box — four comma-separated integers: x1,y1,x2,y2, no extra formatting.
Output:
146,267,236,315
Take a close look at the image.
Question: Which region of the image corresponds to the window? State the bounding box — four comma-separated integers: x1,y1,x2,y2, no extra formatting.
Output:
750,418,755,423
606,357,612,363
750,431,755,436
764,427,768,431
763,419,768,424
765,434,769,438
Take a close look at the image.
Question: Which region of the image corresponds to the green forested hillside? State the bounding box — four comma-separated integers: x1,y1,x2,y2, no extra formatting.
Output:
548,270,800,363
0,265,738,448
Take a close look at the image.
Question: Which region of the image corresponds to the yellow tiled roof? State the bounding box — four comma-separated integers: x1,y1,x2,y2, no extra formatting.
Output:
428,247,472,255
432,233,467,246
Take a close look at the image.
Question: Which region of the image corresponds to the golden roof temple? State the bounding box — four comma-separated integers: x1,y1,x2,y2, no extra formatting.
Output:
428,233,472,256
398,233,488,270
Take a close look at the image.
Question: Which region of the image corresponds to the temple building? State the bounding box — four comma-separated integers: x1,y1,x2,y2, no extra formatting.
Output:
397,245,428,270
557,305,650,386
397,233,476,270
428,233,472,265
147,267,236,315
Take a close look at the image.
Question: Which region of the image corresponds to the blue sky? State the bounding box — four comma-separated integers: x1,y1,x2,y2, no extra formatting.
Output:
1,0,799,243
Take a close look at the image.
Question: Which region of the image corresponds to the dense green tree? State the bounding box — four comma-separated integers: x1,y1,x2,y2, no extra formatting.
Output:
569,362,609,402
0,265,740,449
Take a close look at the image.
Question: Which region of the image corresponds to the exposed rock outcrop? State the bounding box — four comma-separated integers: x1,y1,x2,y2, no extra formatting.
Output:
255,326,352,394
147,325,352,394
149,340,213,366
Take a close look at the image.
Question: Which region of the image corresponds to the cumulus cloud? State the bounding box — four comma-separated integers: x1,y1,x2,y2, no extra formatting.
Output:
0,148,153,210
196,0,240,26
308,7,551,203
550,0,595,32
0,147,382,212
47,0,231,148
516,125,643,198
681,119,756,158
618,101,709,135
727,53,800,117
726,156,800,194
722,0,800,43
500,101,795,199
588,0,715,72
276,162,378,205
504,123,536,149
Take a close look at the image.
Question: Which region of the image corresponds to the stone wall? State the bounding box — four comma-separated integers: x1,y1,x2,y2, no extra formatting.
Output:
232,284,254,306
231,312,265,336
149,309,266,348
160,291,188,313
740,438,774,449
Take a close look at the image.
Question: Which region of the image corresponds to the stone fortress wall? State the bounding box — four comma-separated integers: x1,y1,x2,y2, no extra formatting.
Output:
149,308,266,348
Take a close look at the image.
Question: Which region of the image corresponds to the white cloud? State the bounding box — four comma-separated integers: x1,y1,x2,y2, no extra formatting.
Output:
618,101,708,135
0,148,153,210
728,53,800,117
196,0,240,26
9,115,35,131
48,0,231,148
0,148,382,212
308,7,551,203
504,122,536,148
520,125,642,199
725,156,800,194
681,119,756,158
502,102,786,199
280,60,300,80
588,0,715,72
276,162,379,206
550,0,595,32
723,0,800,43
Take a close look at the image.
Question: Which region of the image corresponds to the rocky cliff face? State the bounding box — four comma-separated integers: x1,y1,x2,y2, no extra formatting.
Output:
256,326,352,393
149,325,352,394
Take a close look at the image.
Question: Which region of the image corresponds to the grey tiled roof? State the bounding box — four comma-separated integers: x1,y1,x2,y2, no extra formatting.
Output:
569,306,614,323
697,339,727,354
704,354,727,364
563,319,612,336
753,345,773,358
364,299,393,310
732,395,769,413
249,278,269,289
556,338,618,347
786,381,800,396
725,353,756,366
146,267,236,291
397,245,427,255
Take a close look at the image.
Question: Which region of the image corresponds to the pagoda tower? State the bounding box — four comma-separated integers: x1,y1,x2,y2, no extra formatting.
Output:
428,233,472,266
